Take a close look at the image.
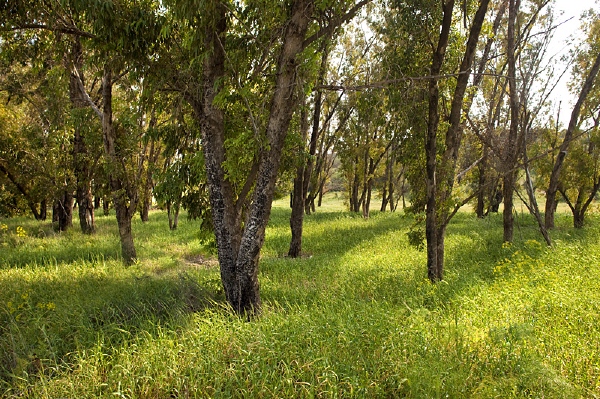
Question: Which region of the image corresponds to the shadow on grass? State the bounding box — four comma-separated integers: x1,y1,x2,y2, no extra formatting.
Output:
0,211,204,268
0,263,225,386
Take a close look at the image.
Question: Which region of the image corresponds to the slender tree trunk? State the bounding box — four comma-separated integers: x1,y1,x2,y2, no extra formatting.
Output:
53,190,74,232
288,171,305,257
351,161,360,212
102,65,138,265
288,93,312,258
94,195,101,210
476,148,488,218
167,201,174,230
545,52,600,229
140,137,159,222
39,199,47,221
103,197,110,216
425,0,454,282
503,0,520,243
69,37,95,234
74,127,95,234
173,201,180,230
289,97,309,258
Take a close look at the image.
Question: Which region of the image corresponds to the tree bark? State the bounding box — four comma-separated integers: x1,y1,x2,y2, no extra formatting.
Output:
545,51,600,229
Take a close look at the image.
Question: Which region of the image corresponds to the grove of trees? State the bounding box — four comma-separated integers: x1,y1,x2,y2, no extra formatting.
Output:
1,0,599,315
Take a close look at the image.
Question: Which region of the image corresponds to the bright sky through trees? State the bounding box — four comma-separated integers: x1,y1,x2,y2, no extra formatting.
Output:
550,0,598,122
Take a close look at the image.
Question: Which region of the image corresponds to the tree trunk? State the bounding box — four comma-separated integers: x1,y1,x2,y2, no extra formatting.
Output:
102,65,138,265
94,195,101,210
191,0,314,315
503,0,520,243
425,0,454,283
74,125,95,234
52,190,74,232
476,148,487,218
69,37,95,234
39,199,47,221
289,95,310,258
573,210,585,228
140,137,159,222
173,202,180,230
351,161,360,212
288,172,305,257
103,197,110,216
167,201,174,230
426,0,490,280
545,51,600,229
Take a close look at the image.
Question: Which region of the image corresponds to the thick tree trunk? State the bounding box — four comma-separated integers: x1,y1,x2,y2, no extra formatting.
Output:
115,203,136,263
573,210,585,229
192,0,314,315
545,52,600,229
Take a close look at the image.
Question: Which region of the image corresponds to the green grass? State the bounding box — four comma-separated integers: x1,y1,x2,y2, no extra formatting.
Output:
1,195,600,398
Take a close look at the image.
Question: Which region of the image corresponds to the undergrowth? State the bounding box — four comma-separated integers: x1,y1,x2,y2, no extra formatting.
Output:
0,197,599,398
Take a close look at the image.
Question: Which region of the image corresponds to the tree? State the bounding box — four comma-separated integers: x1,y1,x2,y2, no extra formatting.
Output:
545,17,600,228
424,0,491,281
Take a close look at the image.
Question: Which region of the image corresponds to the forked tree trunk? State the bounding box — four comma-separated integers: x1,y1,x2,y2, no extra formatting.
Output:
192,0,314,315
426,0,490,281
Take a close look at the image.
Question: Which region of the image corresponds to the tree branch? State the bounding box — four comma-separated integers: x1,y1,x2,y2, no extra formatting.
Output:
302,0,373,49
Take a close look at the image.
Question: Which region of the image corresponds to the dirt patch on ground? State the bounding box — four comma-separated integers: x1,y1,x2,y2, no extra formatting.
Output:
182,254,219,269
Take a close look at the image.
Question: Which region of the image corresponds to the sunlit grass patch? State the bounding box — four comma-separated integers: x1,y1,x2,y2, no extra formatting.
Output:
1,201,600,397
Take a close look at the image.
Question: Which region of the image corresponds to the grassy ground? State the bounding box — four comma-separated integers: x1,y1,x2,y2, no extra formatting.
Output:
0,195,599,398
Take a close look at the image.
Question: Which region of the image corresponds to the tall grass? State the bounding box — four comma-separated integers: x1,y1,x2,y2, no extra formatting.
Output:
1,197,599,398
